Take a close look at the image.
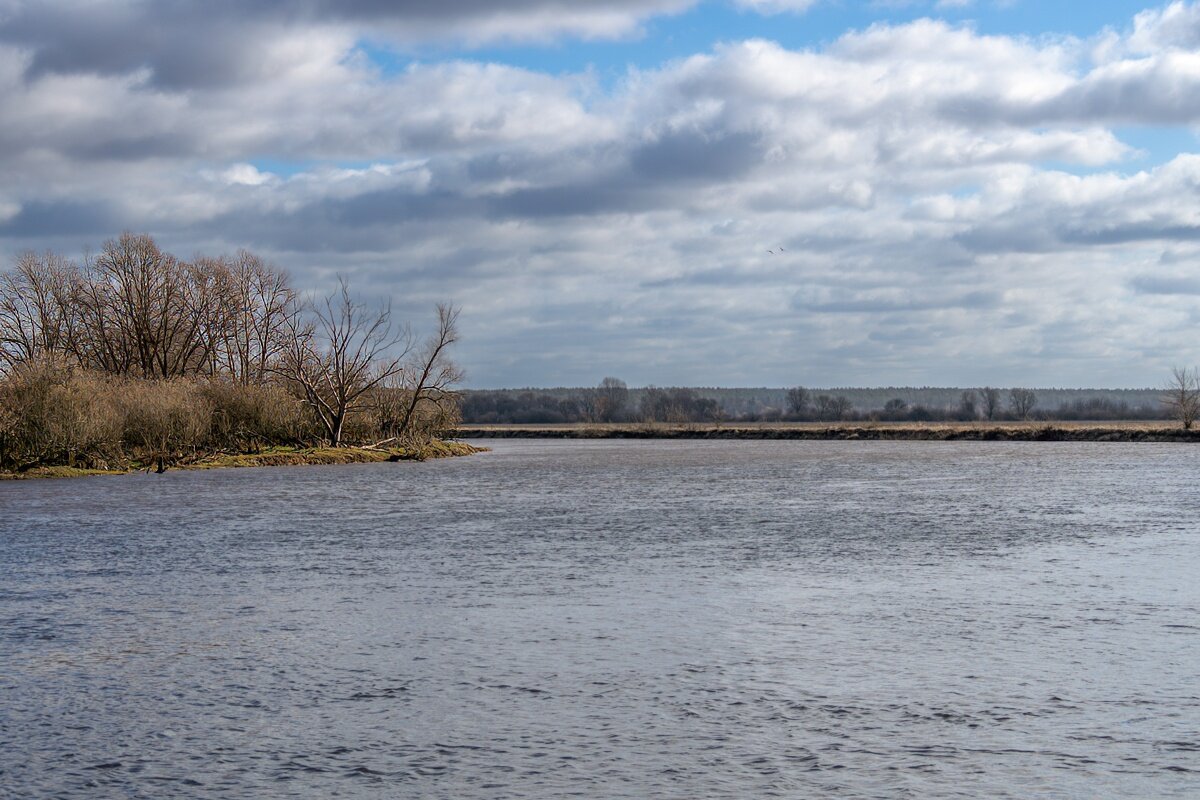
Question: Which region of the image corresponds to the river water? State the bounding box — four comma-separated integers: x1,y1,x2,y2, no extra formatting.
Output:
1,439,1198,799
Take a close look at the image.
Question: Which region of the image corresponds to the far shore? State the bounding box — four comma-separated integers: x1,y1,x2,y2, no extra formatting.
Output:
456,421,1198,442
0,440,486,481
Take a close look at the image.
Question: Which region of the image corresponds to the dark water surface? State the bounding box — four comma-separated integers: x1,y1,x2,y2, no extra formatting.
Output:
1,439,1198,799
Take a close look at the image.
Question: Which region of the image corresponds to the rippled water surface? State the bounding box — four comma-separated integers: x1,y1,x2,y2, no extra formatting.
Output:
2,439,1199,798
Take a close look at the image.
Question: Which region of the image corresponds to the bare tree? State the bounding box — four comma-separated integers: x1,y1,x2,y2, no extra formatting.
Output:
1009,388,1037,420
0,251,77,369
882,398,907,419
278,279,414,446
813,394,851,421
205,251,296,384
71,233,215,378
1162,366,1200,430
0,237,301,383
958,390,978,420
580,377,629,423
596,377,628,422
979,386,1001,421
390,304,464,445
639,387,721,423
786,386,810,418
830,395,852,421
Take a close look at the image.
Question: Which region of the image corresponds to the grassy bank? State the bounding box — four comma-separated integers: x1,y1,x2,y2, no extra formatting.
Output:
0,440,486,480
456,421,1199,442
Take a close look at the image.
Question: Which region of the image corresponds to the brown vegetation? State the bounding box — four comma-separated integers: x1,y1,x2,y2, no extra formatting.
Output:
0,234,468,475
1161,366,1200,430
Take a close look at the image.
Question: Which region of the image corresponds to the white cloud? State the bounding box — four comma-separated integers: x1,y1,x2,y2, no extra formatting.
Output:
2,4,1200,386
1129,0,1200,52
218,164,273,186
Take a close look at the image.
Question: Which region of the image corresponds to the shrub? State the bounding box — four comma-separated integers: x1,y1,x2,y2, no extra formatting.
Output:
116,379,212,470
0,361,124,470
200,380,314,451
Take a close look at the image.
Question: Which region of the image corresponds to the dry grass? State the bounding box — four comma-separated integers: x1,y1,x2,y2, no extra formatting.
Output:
188,446,395,469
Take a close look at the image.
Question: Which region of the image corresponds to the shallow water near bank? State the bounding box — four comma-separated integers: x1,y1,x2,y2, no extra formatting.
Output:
1,439,1198,798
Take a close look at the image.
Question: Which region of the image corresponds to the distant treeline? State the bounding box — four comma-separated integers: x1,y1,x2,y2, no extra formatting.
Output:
462,382,1168,424
464,382,721,425
0,234,461,472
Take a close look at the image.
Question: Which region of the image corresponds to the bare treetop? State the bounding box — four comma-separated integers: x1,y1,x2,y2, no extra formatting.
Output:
276,277,414,446
1162,366,1200,431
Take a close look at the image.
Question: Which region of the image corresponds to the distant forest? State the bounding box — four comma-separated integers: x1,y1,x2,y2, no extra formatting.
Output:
462,381,1169,424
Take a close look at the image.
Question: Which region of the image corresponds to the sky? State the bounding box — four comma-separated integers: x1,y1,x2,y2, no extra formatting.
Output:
2,1,1200,388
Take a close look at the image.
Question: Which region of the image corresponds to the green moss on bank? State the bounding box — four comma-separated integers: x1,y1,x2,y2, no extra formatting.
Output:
0,440,486,480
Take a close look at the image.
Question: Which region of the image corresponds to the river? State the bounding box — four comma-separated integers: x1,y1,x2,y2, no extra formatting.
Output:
1,439,1197,798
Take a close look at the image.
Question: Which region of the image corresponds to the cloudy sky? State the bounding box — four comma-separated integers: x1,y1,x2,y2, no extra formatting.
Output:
2,0,1199,387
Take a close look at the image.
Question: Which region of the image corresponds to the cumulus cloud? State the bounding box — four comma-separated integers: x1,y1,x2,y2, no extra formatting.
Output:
0,1,698,88
1,2,1200,386
1129,1,1200,51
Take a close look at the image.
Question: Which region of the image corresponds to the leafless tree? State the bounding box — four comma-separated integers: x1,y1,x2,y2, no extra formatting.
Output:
979,386,1001,421
813,394,834,420
639,387,721,423
0,251,78,370
598,376,630,422
71,233,215,378
813,393,851,421
958,390,978,420
578,389,600,423
786,386,810,417
1162,366,1200,430
1009,388,1037,420
830,395,852,420
0,236,303,384
882,398,907,419
277,278,414,446
204,251,296,384
580,377,628,423
389,304,464,444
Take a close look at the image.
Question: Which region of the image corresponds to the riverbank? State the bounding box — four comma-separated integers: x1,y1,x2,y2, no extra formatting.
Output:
456,421,1197,442
0,440,486,480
